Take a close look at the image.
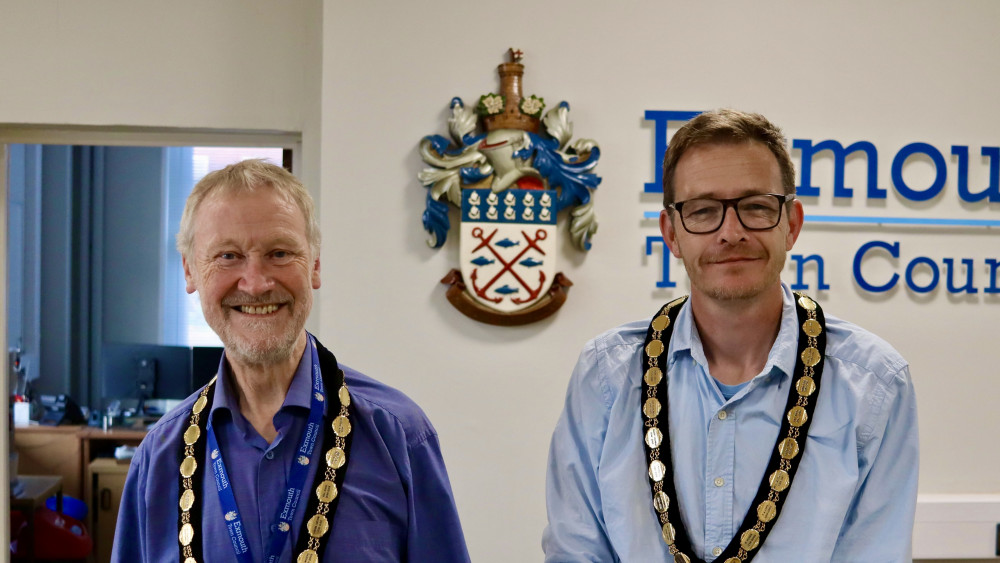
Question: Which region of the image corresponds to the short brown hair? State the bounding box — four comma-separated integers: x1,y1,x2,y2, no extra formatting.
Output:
176,159,321,258
661,108,795,207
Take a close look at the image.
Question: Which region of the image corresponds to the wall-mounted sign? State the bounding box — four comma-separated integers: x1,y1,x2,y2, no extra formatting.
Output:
419,49,602,325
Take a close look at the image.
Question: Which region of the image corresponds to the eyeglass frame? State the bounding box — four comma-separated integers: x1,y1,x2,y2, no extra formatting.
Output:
666,193,797,234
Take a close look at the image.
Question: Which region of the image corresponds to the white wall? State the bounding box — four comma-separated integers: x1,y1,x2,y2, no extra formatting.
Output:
2,1,998,561
0,1,309,132
322,1,999,561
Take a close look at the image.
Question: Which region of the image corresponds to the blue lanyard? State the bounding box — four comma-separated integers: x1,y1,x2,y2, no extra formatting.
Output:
206,337,326,563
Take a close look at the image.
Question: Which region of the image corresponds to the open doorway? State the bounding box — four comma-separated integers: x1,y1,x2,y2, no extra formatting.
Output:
3,130,297,560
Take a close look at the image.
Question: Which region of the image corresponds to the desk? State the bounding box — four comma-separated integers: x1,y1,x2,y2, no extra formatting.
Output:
11,475,63,562
13,425,147,501
13,424,148,562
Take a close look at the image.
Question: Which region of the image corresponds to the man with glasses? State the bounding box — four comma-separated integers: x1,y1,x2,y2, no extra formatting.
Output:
543,109,918,562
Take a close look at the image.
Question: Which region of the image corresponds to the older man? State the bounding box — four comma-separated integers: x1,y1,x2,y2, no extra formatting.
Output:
113,160,470,562
543,109,918,562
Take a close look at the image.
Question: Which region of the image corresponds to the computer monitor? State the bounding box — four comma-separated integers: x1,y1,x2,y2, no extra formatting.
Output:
100,343,212,411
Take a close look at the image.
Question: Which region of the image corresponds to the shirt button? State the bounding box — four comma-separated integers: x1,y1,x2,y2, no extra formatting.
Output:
712,547,723,556
718,411,728,420
714,477,725,487
265,451,275,460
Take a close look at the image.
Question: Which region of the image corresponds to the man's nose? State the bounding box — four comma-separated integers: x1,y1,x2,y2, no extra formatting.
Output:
238,255,274,295
717,205,748,242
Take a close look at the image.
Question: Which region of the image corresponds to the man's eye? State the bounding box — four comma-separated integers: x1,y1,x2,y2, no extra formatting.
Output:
220,253,237,260
273,251,288,258
686,206,718,219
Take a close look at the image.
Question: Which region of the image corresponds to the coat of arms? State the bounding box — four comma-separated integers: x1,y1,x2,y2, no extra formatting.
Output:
418,49,601,325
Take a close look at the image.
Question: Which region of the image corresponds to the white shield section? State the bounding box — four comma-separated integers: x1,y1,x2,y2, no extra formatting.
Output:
459,188,557,313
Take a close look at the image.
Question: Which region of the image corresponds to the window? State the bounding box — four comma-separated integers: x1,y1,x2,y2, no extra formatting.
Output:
164,147,285,346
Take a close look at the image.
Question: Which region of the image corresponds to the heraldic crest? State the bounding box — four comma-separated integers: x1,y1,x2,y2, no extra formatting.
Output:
418,49,602,326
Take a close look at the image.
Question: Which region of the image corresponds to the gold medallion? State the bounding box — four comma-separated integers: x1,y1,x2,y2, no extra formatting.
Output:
725,559,741,563
645,427,663,449
184,558,197,563
796,375,816,397
802,319,822,337
297,549,319,563
661,522,676,545
332,416,352,437
179,489,195,512
325,447,346,469
643,397,662,419
339,385,351,407
757,499,777,522
180,456,198,478
740,528,761,551
769,469,790,492
192,395,208,415
778,437,800,460
648,460,666,482
651,315,670,332
674,553,691,563
183,425,201,446
317,480,339,503
307,514,330,538
787,405,808,427
653,491,670,513
179,522,194,546
646,340,665,358
644,367,663,386
797,295,816,311
800,347,821,367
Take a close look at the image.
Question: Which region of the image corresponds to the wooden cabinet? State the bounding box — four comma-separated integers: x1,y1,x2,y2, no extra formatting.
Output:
89,458,130,563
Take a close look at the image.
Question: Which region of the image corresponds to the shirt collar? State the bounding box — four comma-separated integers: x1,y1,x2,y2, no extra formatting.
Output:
669,283,799,381
210,336,316,427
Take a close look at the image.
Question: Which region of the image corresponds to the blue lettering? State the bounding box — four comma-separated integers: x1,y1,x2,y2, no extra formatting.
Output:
645,236,677,288
643,110,702,193
986,259,1000,294
952,145,1000,203
793,139,884,199
789,254,831,291
892,142,947,201
942,258,978,294
853,240,900,292
904,256,940,293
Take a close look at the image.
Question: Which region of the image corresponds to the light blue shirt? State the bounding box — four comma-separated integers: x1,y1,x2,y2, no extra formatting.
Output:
544,285,918,562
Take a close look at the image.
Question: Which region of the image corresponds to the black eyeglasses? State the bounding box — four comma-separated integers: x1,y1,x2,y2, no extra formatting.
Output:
667,193,796,234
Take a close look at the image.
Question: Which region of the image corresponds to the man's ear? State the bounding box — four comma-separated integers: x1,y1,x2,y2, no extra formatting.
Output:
183,255,197,294
785,199,805,251
660,210,683,258
312,255,321,290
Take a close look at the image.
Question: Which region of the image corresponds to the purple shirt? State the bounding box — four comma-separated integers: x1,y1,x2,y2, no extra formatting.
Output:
112,338,470,562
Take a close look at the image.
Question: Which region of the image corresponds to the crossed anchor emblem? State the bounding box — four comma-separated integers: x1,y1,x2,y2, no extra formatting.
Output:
469,227,548,304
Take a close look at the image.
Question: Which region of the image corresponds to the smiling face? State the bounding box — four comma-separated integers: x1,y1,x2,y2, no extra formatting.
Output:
183,186,321,367
660,140,803,303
